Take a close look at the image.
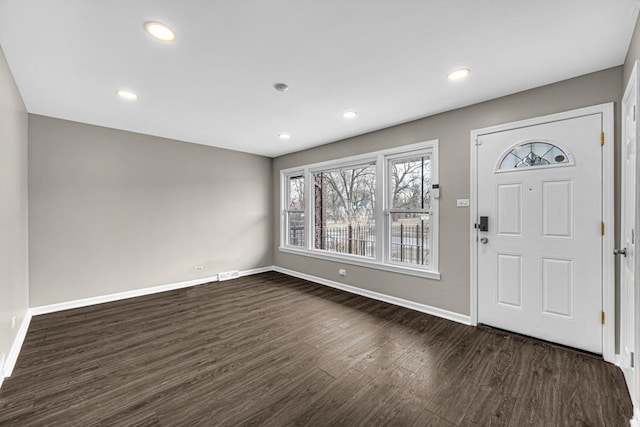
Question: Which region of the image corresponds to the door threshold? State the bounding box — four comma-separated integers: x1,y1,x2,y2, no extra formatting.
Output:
477,324,603,360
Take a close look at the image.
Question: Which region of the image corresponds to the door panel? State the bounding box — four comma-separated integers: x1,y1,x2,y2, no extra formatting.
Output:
541,257,574,318
497,184,522,236
541,180,573,238
477,114,602,354
496,254,522,307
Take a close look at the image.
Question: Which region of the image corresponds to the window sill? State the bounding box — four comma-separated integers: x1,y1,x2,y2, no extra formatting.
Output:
278,246,441,280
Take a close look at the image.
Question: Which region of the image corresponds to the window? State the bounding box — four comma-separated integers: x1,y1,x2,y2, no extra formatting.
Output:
388,154,432,267
497,140,571,171
284,174,305,247
313,163,376,257
280,140,439,279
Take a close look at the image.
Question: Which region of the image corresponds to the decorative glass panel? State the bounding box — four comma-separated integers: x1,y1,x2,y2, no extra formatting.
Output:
498,141,570,171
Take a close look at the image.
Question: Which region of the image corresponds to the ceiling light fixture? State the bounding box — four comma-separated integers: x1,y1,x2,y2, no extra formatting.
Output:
116,90,138,100
144,21,177,42
279,133,291,140
342,111,358,119
447,68,471,80
274,83,289,92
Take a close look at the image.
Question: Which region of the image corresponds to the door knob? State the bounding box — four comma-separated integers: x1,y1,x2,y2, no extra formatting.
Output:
480,237,489,244
613,248,627,257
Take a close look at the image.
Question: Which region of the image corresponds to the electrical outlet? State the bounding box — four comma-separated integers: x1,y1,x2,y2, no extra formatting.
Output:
338,269,347,277
11,316,16,329
195,265,203,272
456,199,470,207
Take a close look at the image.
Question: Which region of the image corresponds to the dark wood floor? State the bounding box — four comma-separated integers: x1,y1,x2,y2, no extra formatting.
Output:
0,272,632,426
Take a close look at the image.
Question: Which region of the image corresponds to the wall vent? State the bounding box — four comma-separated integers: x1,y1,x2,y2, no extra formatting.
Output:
218,270,240,281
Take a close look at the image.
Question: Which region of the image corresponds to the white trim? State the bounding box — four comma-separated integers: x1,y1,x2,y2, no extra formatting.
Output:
272,265,469,325
278,246,441,280
470,124,479,326
3,311,32,378
279,139,440,176
281,169,305,248
238,266,273,277
631,407,640,427
623,60,640,424
601,103,616,364
30,275,218,316
469,103,615,362
30,267,271,316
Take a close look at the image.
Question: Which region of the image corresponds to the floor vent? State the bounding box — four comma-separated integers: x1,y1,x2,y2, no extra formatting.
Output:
218,270,240,281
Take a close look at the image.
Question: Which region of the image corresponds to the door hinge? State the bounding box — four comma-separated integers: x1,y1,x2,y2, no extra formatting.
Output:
632,352,635,368
475,138,482,146
601,132,605,146
601,221,605,236
601,311,605,324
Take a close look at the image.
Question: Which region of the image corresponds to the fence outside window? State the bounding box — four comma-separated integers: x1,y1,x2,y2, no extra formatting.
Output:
288,221,430,267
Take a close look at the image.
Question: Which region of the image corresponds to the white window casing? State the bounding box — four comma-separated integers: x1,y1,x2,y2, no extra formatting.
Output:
280,140,440,280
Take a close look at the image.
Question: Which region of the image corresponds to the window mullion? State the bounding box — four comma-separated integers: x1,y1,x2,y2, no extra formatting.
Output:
304,167,313,251
375,153,385,263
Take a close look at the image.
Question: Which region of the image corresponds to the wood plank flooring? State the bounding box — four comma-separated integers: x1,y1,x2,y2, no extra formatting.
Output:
0,272,632,426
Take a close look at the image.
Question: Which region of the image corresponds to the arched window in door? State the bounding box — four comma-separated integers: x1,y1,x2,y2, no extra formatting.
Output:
496,140,573,172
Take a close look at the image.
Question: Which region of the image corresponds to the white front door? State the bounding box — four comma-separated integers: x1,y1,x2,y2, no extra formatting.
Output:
620,62,638,400
476,113,603,354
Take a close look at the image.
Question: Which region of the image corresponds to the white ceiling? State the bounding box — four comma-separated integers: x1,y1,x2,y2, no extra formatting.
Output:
0,1,638,157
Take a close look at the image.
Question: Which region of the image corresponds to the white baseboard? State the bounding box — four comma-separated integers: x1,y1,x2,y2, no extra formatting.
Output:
30,266,274,316
272,266,471,325
29,275,218,316
631,407,640,427
4,310,32,378
239,266,273,277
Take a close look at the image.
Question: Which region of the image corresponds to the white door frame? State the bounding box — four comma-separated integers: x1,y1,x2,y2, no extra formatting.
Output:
469,103,615,363
623,61,640,424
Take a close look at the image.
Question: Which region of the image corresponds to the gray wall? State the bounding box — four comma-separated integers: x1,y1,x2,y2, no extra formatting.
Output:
624,10,640,85
29,116,272,307
273,67,622,317
0,44,29,374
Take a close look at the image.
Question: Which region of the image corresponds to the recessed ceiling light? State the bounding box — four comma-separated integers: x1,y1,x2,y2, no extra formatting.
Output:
447,68,470,80
144,21,176,42
342,111,358,119
279,133,291,140
116,90,138,100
